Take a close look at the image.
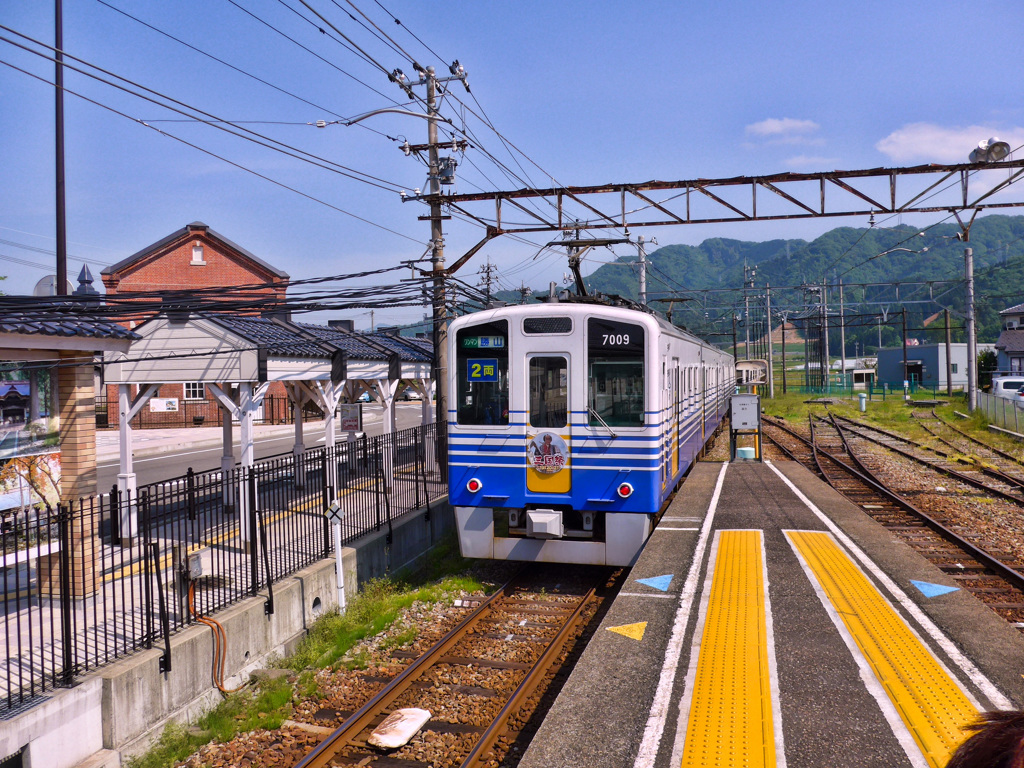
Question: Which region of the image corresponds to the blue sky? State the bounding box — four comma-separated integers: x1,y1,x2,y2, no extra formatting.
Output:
2,0,1022,326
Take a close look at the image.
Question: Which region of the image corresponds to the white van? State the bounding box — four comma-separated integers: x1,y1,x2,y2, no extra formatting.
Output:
991,375,1024,399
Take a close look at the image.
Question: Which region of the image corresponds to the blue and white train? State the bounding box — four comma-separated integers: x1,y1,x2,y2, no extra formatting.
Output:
448,300,734,566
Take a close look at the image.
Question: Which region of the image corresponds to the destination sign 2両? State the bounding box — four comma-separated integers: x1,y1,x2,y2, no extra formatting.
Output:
461,336,505,349
467,359,499,382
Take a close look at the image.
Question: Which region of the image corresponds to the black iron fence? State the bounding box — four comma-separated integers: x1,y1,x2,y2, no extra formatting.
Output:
0,422,447,713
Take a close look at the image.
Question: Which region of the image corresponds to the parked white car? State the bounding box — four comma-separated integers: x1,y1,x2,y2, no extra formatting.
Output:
991,375,1024,399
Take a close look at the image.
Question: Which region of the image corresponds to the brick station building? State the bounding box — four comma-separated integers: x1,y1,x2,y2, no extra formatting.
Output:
100,222,292,427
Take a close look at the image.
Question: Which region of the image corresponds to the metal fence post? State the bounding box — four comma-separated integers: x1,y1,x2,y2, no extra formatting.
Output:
58,503,74,687
248,467,259,596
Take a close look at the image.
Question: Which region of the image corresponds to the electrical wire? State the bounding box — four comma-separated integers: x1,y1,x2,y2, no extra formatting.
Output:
0,56,423,245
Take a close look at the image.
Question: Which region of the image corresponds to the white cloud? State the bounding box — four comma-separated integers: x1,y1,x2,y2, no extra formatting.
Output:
746,118,820,137
876,123,1024,163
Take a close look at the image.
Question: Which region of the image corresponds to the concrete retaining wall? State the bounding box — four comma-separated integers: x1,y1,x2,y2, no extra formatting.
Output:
0,499,452,768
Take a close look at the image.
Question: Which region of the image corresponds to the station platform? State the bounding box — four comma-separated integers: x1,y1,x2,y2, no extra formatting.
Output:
519,460,1024,768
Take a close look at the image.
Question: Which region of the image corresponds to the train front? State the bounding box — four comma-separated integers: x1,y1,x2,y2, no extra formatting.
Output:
447,304,659,567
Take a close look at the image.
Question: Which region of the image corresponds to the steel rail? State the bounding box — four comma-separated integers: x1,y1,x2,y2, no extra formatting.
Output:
461,585,598,768
827,413,1024,505
762,415,1024,593
293,580,514,768
931,410,1024,467
912,415,1024,490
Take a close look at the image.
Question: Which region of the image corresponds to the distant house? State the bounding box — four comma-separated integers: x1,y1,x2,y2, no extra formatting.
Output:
994,302,1024,374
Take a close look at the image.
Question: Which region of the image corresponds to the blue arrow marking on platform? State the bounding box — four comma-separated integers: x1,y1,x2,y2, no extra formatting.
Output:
911,580,959,598
637,574,673,592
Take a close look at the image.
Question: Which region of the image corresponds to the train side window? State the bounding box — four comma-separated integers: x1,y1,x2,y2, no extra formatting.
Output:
529,356,567,428
455,320,509,426
587,318,645,428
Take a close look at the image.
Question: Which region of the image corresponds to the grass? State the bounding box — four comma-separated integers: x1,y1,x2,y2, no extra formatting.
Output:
126,536,490,768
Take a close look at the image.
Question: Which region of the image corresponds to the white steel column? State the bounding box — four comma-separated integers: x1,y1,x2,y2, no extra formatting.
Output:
117,383,159,545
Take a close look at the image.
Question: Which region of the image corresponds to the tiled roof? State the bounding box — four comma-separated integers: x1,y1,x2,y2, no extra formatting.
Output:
0,313,139,340
212,317,327,357
995,329,1024,353
207,317,433,363
1000,303,1024,315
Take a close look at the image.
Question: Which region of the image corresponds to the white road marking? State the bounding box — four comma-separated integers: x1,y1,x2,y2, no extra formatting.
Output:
633,463,728,768
656,527,700,531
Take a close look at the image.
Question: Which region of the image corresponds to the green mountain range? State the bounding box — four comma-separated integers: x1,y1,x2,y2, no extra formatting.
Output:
493,214,1024,354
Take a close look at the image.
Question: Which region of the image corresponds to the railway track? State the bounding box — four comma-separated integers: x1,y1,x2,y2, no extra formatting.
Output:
911,409,1024,484
826,413,1024,506
293,566,607,768
762,416,1024,630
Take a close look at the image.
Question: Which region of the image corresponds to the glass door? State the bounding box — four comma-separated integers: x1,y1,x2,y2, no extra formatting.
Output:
526,355,570,494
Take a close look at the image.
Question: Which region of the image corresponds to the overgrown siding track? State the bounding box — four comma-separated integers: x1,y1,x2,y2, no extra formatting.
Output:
762,415,1024,632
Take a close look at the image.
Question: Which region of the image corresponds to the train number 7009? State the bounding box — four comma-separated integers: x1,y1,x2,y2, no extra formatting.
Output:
602,334,630,345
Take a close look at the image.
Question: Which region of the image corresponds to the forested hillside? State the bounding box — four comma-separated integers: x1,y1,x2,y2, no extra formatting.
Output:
495,215,1024,353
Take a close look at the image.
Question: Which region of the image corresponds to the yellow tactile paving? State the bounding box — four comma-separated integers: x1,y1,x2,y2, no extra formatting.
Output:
681,530,776,768
787,530,977,767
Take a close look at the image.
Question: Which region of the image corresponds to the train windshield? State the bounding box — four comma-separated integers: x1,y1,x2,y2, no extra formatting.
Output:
455,320,509,426
587,318,645,427
529,356,568,428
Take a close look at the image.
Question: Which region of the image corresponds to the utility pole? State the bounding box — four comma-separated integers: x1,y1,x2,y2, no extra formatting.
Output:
901,310,909,394
743,264,756,360
55,0,67,295
517,283,533,304
966,243,977,411
426,69,447,427
477,256,497,306
780,313,787,395
839,279,846,393
766,283,774,398
944,308,953,397
635,235,655,307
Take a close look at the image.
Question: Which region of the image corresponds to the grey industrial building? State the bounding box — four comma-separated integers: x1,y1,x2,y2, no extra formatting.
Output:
875,343,995,389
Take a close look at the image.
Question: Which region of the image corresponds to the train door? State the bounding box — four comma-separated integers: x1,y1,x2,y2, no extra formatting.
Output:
526,354,571,494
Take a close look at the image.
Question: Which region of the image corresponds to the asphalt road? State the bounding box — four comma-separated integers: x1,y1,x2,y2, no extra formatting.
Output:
96,403,431,489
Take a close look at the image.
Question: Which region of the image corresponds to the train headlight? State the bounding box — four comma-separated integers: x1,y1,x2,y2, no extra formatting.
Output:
466,477,483,493
616,482,634,499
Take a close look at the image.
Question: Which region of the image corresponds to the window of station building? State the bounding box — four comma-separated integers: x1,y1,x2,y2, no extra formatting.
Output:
529,356,568,428
455,320,509,426
587,318,645,427
184,382,206,400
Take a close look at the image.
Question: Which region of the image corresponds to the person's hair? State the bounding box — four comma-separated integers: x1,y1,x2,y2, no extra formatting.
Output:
946,711,1024,768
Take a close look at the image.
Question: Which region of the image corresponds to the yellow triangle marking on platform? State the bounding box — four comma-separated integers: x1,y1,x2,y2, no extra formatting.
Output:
607,622,647,641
